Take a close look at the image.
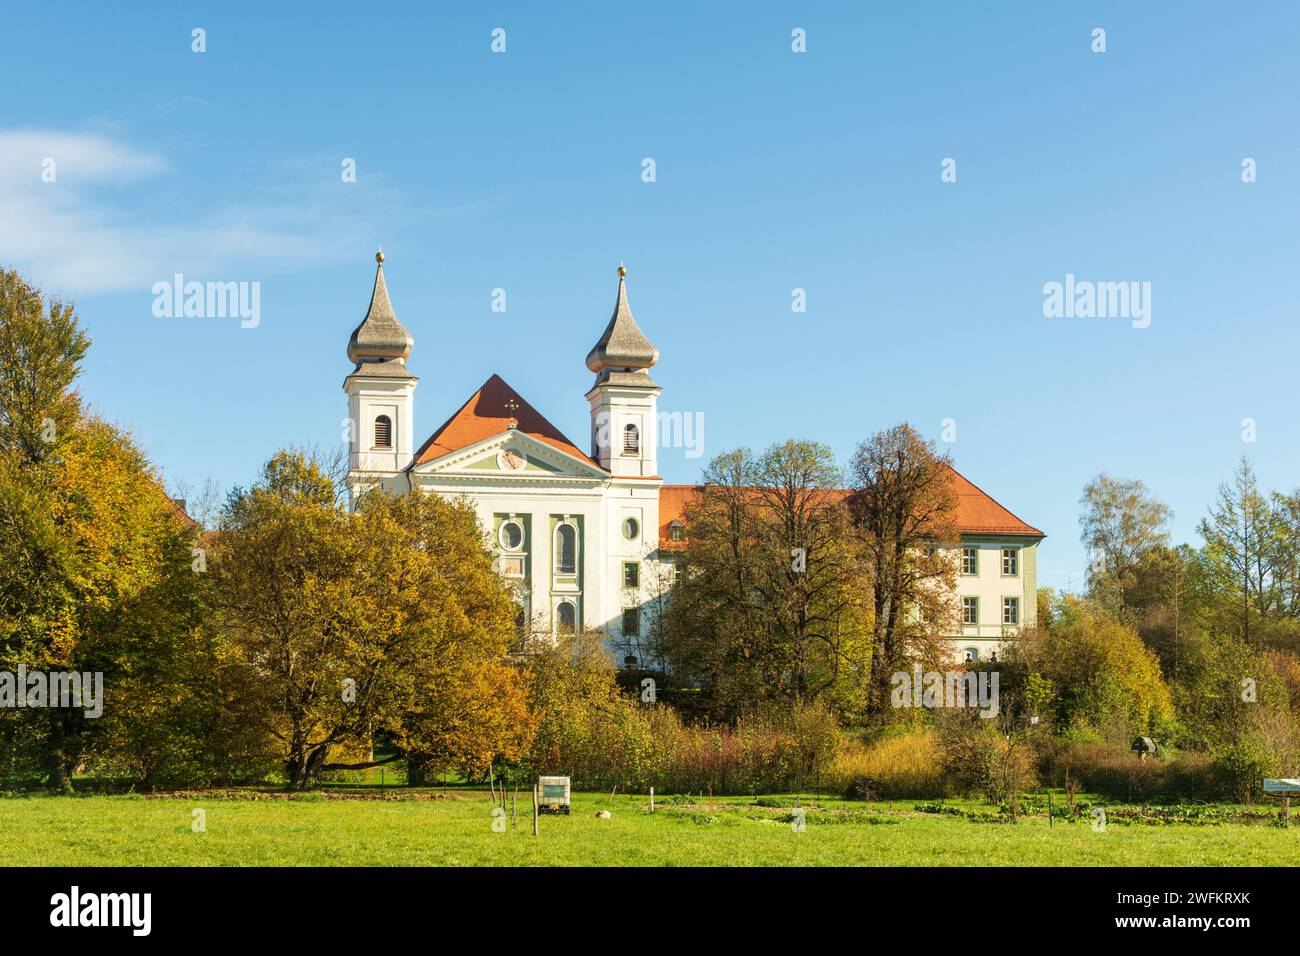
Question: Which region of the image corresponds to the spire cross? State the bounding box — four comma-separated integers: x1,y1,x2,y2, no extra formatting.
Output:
504,398,520,429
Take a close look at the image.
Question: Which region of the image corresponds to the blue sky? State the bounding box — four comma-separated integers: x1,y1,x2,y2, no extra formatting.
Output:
2,1,1298,589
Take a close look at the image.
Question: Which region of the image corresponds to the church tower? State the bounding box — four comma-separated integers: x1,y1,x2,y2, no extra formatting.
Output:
343,251,417,505
585,265,660,477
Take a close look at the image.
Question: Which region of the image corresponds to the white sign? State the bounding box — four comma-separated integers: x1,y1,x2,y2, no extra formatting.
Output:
1263,778,1300,794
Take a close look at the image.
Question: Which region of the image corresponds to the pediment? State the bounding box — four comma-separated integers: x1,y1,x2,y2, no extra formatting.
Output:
411,429,607,482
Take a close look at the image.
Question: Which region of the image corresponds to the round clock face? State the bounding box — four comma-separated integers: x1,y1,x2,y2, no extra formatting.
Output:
498,449,525,471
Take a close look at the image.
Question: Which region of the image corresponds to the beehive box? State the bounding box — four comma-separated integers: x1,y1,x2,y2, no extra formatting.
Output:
537,776,571,814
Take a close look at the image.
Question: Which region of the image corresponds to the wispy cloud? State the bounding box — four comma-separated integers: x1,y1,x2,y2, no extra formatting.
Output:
0,129,399,297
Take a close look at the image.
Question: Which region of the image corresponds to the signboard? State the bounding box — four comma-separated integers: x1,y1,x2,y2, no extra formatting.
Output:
1263,778,1300,794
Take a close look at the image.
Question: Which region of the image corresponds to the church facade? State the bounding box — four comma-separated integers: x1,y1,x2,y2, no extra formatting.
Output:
342,254,1044,667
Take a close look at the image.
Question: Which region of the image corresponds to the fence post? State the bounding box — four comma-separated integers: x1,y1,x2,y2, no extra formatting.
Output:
532,783,539,837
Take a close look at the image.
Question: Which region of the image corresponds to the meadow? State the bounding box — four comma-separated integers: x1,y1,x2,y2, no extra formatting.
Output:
1,789,1295,867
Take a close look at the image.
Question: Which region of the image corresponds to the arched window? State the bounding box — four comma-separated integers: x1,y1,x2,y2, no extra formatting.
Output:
669,520,684,542
556,523,576,574
374,415,393,448
556,601,576,634
623,423,640,454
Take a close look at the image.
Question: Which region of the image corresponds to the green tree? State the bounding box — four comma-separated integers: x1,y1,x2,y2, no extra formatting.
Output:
1007,597,1173,741
1078,473,1171,617
1198,457,1277,645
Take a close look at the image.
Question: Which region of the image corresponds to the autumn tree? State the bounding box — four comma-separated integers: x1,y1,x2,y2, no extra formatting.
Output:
0,269,203,789
847,423,959,719
1007,597,1173,741
212,451,533,789
663,442,872,720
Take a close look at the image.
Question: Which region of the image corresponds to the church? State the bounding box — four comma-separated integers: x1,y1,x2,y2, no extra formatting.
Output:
341,253,1044,668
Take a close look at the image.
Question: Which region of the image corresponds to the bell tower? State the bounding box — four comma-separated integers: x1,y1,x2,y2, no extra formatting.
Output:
585,265,660,478
343,250,417,504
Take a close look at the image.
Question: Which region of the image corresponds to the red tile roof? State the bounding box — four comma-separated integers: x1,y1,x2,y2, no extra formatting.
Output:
657,464,1042,542
943,465,1043,535
413,374,601,469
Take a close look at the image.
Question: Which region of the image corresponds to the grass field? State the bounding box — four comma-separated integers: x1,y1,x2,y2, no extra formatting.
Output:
1,789,1295,866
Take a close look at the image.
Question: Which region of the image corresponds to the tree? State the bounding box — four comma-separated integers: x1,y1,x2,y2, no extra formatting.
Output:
1078,473,1171,616
663,442,872,720
847,423,959,719
749,440,870,711
0,269,201,789
1198,458,1276,645
212,450,531,789
1124,544,1200,679
1008,597,1173,741
0,268,88,465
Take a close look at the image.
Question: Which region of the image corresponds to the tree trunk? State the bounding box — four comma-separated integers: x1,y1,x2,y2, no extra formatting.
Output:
45,714,75,791
285,742,332,790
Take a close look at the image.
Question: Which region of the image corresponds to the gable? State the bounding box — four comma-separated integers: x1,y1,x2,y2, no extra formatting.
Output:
411,427,608,482
412,373,601,469
463,449,564,474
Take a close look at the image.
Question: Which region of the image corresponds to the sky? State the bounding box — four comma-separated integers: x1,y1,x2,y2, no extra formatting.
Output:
1,1,1298,590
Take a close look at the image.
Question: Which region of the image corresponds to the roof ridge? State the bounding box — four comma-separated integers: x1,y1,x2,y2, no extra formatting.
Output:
657,469,1043,538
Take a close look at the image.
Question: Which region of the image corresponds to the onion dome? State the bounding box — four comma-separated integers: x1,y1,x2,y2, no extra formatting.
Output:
347,250,414,369
585,265,658,386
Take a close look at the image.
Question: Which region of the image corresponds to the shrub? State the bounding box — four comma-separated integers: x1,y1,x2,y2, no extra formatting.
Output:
1045,740,1218,802
1211,738,1277,804
832,730,943,800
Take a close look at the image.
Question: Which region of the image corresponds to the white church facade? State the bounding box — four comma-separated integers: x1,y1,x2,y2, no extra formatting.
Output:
342,253,1044,667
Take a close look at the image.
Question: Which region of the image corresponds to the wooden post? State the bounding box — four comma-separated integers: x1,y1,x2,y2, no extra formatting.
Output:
650,786,655,812
532,783,539,837
1286,796,1291,829
512,788,517,827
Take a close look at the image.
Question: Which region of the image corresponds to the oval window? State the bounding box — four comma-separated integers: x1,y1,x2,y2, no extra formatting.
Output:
499,520,523,551
623,517,639,540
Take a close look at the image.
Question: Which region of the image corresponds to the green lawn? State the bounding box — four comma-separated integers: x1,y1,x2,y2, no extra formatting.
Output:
1,790,1295,866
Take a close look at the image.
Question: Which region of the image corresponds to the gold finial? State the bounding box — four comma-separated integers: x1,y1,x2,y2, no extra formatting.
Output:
375,248,385,264
504,398,520,429
617,263,627,278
